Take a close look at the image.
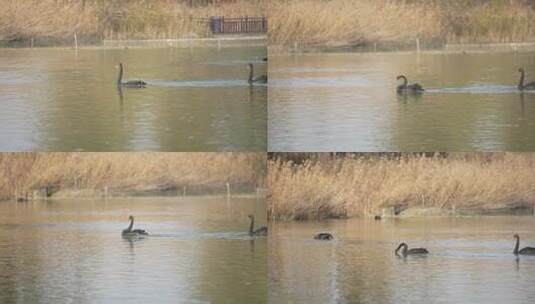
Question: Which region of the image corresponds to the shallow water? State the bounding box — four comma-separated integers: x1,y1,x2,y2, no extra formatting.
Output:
0,197,267,303
268,217,535,304
0,47,267,151
268,52,535,151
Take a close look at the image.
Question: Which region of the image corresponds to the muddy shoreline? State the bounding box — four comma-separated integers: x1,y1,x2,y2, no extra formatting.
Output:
269,41,535,54
5,183,265,202
5,184,265,202
0,35,266,49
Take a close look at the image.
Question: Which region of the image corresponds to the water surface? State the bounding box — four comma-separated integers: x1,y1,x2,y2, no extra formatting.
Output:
0,196,267,303
269,52,535,151
0,47,267,151
269,217,535,304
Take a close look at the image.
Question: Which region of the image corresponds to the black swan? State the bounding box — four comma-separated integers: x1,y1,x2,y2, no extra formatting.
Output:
314,233,334,240
513,234,535,255
122,215,149,236
395,242,428,257
117,63,147,88
517,68,535,91
248,63,267,85
248,215,268,236
396,75,424,94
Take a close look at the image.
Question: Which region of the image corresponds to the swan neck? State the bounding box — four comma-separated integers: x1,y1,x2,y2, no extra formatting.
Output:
118,64,123,86
249,216,254,234
127,217,134,232
514,236,520,254
519,70,525,88
248,65,253,83
400,76,407,87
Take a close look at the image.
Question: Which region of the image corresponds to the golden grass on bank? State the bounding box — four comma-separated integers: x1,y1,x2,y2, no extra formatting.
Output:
0,153,265,200
268,0,535,48
268,153,535,221
0,0,266,42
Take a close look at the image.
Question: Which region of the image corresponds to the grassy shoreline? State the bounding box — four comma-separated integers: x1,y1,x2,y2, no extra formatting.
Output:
0,0,266,47
268,153,535,221
268,0,535,52
0,153,266,202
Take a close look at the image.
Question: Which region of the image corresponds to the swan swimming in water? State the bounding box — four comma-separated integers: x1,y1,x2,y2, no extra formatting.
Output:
396,75,424,94
122,215,149,236
248,63,267,85
248,215,268,236
314,233,334,240
513,234,535,255
395,243,428,257
117,63,147,88
517,68,535,91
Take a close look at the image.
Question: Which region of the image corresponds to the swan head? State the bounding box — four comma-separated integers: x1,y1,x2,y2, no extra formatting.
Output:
129,215,134,220
514,234,519,239
248,214,254,219
518,68,524,73
396,75,406,81
395,242,407,254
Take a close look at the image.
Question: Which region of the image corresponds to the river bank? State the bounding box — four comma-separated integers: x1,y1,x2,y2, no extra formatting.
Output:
0,35,267,49
267,153,535,221
268,41,535,54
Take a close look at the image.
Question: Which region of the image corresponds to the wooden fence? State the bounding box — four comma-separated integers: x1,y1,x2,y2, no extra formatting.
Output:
207,17,267,34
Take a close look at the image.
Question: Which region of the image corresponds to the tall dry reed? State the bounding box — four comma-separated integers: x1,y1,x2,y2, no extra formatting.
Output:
268,153,535,220
0,0,266,42
268,0,535,48
0,153,265,200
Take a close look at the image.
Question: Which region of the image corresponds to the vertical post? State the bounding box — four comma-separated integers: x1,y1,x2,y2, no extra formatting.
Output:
226,181,230,199
416,37,420,53
30,37,34,48
74,32,78,50
183,186,187,197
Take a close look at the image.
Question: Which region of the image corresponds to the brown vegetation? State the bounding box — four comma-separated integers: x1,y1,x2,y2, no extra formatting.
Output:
268,0,535,49
268,153,535,221
0,0,266,44
0,153,265,200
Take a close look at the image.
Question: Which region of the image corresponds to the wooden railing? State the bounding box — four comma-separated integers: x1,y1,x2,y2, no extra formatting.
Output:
206,17,267,34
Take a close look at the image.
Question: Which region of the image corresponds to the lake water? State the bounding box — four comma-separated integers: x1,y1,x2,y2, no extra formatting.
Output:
0,196,267,303
0,47,267,151
269,51,535,151
268,217,535,304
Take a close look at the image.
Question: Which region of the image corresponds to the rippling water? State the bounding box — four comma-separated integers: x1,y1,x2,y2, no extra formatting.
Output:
0,197,267,303
268,52,535,151
0,47,267,151
268,217,535,304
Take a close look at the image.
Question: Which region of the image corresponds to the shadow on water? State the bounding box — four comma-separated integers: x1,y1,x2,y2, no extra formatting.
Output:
0,197,267,303
269,52,535,151
268,217,535,303
0,47,267,151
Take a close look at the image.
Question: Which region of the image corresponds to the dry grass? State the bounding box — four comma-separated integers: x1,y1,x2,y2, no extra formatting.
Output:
0,153,265,200
268,153,535,221
0,0,266,43
268,0,535,48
